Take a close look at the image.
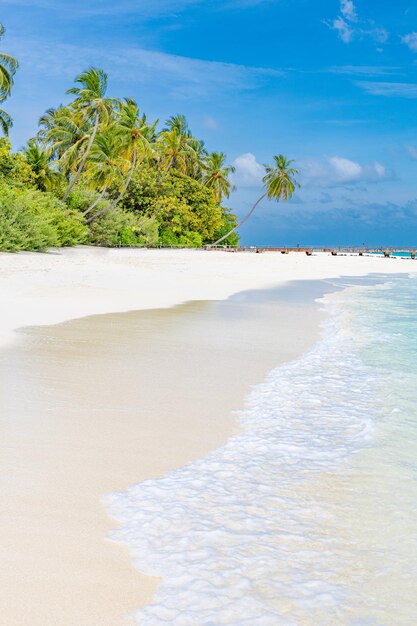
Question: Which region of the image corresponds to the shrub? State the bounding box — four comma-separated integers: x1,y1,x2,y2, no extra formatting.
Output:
159,227,202,248
65,185,105,213
87,207,159,247
118,166,223,242
210,207,240,246
0,182,87,252
0,138,35,187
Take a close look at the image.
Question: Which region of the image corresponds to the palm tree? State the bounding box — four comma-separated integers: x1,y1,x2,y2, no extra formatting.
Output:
83,130,128,218
0,106,12,135
163,114,190,136
0,23,18,136
187,137,207,181
63,68,115,200
85,98,155,224
203,152,236,203
23,140,61,191
0,24,18,100
157,114,205,176
156,129,190,173
38,106,92,179
211,154,300,246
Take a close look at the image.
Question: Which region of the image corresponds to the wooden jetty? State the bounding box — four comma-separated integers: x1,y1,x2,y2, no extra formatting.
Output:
205,245,417,257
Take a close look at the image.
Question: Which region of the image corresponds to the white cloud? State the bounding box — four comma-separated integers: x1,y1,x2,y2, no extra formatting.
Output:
357,81,417,98
372,162,386,178
202,115,220,130
327,1,388,46
302,155,389,187
332,17,354,43
0,0,271,17
327,65,399,76
232,153,265,187
402,32,417,52
406,145,417,160
329,0,357,43
8,38,283,97
232,152,390,190
364,27,389,44
340,0,357,22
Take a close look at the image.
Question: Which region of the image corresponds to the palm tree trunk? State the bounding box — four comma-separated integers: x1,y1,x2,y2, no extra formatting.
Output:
82,184,108,217
63,112,99,201
85,149,137,225
211,193,266,247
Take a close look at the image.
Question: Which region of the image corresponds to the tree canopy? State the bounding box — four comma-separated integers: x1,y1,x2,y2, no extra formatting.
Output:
0,22,301,253
0,50,241,251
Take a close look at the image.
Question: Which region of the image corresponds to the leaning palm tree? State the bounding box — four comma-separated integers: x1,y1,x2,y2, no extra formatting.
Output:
85,98,155,224
211,154,300,246
203,152,236,203
63,68,115,200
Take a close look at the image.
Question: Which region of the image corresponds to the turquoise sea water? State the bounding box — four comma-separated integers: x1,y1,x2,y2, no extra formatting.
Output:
369,251,416,258
106,275,417,625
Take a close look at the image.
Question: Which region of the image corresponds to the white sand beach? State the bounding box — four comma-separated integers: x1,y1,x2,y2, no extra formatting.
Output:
0,247,414,626
0,246,411,349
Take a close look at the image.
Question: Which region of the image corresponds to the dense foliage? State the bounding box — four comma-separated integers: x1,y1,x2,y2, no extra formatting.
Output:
0,26,240,252
0,180,87,251
118,166,235,247
0,22,300,253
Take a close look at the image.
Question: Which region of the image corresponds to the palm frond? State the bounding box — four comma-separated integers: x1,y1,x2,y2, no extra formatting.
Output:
0,107,12,135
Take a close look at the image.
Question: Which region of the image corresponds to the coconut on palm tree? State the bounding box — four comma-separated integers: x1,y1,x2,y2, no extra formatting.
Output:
211,154,300,246
63,68,115,200
203,152,236,203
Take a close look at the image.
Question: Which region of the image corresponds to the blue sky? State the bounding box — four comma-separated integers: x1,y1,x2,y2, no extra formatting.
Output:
2,0,417,246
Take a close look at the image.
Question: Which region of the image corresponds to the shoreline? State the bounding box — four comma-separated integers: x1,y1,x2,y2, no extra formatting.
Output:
0,249,415,625
0,246,413,349
1,281,325,625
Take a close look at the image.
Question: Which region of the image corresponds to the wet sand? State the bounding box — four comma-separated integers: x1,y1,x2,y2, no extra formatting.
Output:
0,247,412,350
0,282,325,626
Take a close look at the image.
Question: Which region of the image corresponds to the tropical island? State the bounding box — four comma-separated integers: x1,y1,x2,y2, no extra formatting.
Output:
0,23,240,252
0,23,301,253
3,4,417,625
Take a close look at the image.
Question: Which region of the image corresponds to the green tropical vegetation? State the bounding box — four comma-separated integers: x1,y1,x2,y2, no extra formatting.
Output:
0,23,18,136
0,22,300,253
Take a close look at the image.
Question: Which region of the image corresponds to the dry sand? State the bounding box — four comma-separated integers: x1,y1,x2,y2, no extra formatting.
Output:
0,246,412,349
0,247,414,625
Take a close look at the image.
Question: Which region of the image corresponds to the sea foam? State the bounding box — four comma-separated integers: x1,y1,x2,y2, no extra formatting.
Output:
105,289,382,625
